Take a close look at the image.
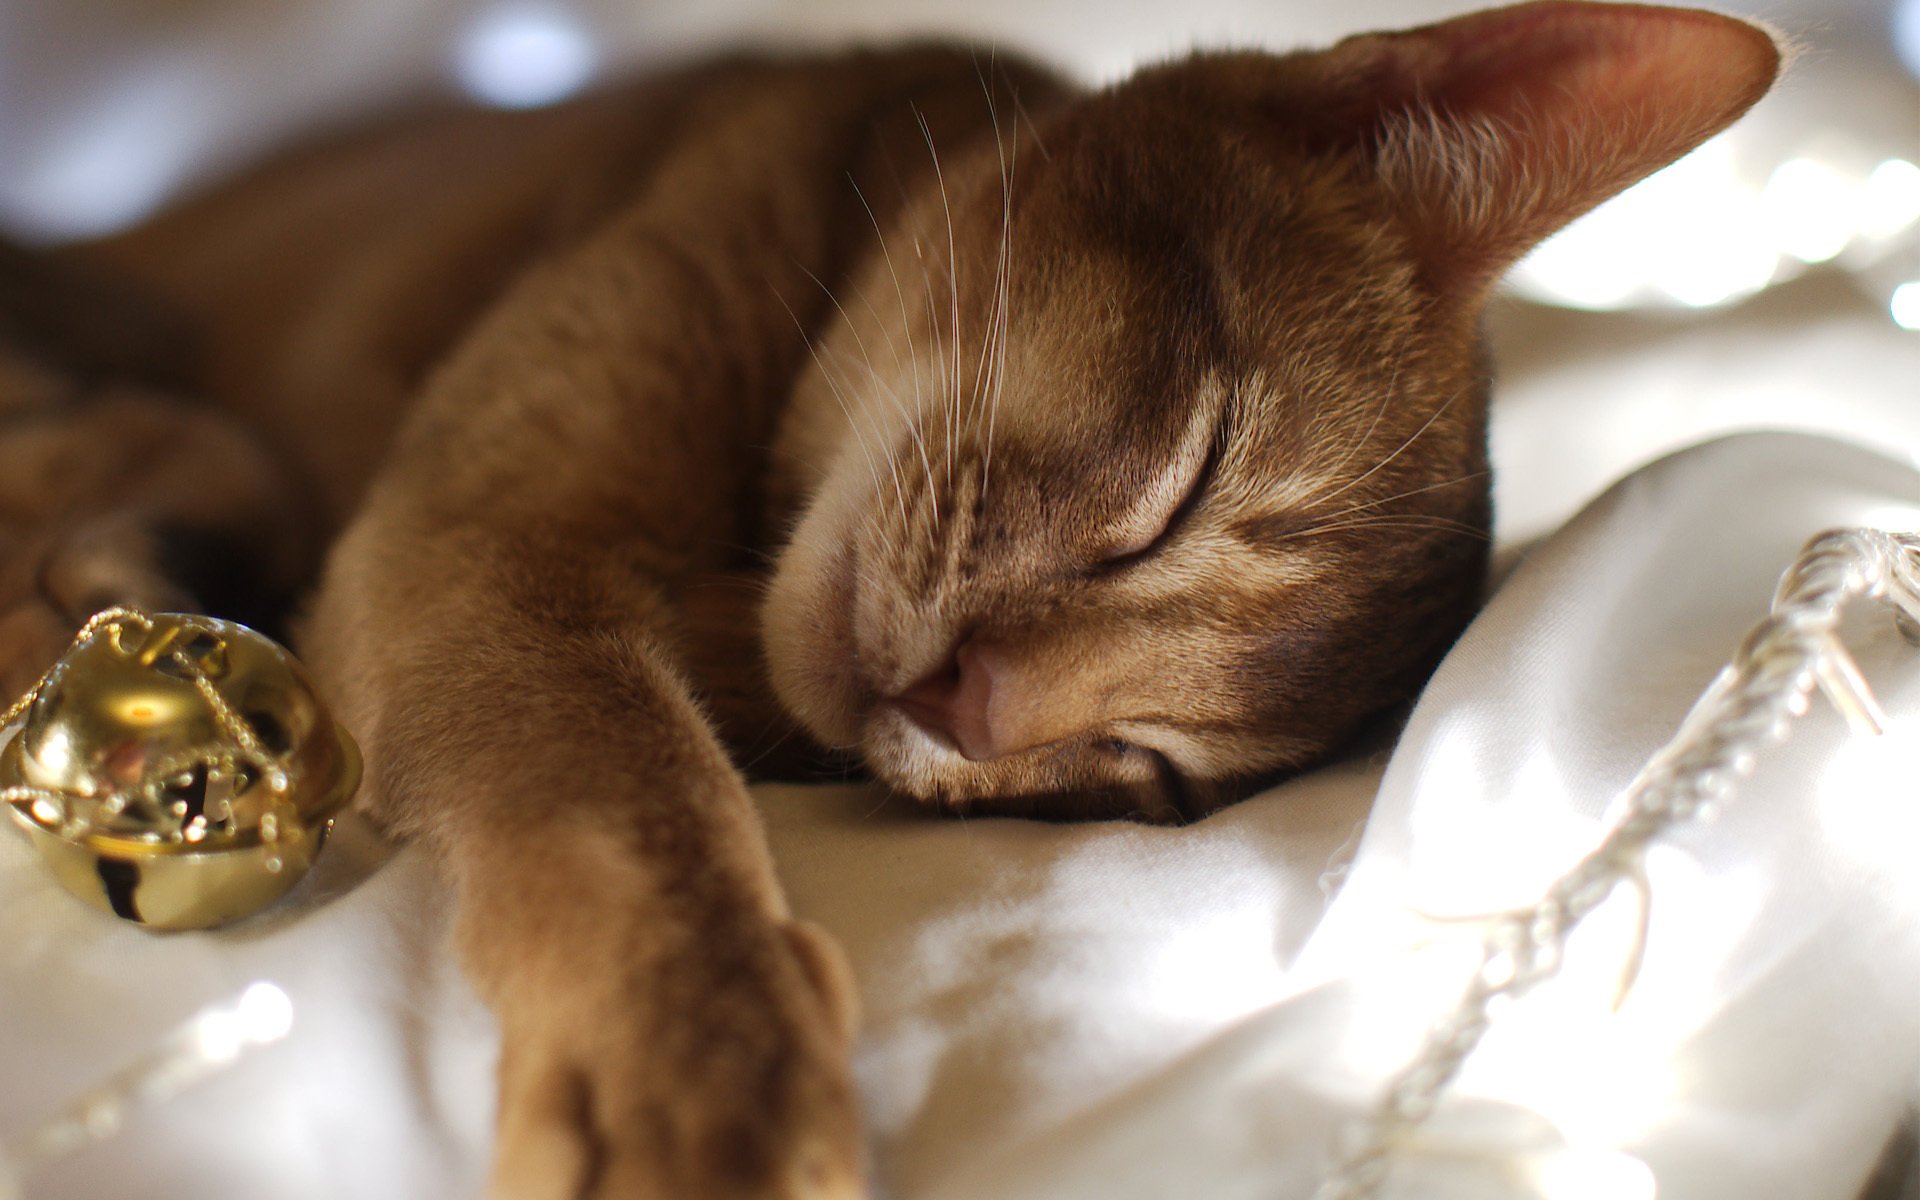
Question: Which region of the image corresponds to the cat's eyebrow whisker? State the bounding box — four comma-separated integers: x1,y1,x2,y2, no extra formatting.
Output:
878,139,944,490
1310,381,1469,511
967,101,1002,440
846,177,920,382
1321,321,1416,484
899,136,948,480
1270,513,1493,545
873,120,947,507
1311,469,1491,524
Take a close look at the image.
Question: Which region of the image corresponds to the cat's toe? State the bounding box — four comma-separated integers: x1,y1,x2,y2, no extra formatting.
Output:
488,1061,606,1200
489,1056,868,1200
483,914,867,1200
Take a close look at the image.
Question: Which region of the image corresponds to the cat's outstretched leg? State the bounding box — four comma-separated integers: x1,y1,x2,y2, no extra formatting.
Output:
290,96,880,1185
274,49,1030,1197
305,517,865,1200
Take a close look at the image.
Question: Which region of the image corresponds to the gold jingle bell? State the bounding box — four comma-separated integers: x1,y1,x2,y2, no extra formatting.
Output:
2,609,360,930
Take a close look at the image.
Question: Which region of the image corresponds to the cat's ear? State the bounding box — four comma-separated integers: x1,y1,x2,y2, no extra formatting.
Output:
1304,2,1782,296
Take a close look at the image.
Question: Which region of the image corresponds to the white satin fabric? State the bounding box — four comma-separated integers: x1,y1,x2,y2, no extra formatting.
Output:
4,427,1916,1200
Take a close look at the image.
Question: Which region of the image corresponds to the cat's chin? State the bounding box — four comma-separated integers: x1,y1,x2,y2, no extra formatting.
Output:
858,707,977,808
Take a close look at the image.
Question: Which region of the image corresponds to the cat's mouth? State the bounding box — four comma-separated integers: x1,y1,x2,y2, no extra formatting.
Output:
861,706,973,801
856,700,1195,821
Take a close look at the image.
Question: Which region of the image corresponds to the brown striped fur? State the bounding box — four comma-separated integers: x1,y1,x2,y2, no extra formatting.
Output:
0,7,1777,1197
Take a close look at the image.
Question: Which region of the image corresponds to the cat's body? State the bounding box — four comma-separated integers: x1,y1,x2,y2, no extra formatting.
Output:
0,5,1778,1197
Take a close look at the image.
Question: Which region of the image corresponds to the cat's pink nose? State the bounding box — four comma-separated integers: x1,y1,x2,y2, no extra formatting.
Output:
890,639,1003,760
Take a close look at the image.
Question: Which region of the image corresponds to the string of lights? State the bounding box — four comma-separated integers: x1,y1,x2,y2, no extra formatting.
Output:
1315,526,1920,1198
0,982,293,1200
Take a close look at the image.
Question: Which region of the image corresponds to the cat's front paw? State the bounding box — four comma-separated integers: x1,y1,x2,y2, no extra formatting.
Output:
478,911,866,1200
0,510,200,701
0,386,305,700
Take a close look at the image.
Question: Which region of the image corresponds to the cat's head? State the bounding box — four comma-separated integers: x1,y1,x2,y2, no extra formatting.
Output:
764,2,1780,820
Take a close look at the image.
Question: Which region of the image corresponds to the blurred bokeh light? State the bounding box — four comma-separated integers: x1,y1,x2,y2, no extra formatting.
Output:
453,5,599,108
0,0,1913,329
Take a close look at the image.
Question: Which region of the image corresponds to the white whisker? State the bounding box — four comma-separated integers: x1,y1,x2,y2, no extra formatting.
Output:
1314,469,1490,524
847,174,941,516
913,210,947,531
1311,382,1469,511
798,262,911,527
768,282,890,519
915,106,962,497
1274,513,1492,544
1322,322,1415,484
984,71,1019,504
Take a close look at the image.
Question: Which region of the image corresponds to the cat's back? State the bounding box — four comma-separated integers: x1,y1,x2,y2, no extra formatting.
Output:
72,45,1067,524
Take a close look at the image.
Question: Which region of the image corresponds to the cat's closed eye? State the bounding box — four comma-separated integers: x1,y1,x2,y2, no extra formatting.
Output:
1096,398,1227,569
1096,433,1221,571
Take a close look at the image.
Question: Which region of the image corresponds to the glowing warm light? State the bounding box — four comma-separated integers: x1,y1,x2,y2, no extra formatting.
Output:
1444,845,1755,1151
191,981,294,1064
1528,1147,1658,1200
453,6,598,110
1854,502,1920,532
31,726,73,778
192,1007,247,1064
1861,159,1920,240
1511,136,1779,311
1472,988,1684,1149
1656,236,1777,308
1821,723,1920,905
116,694,185,726
3,107,191,238
1760,158,1856,264
1514,228,1646,310
1891,282,1920,331
236,981,295,1043
1512,145,1918,312
1406,744,1599,914
1145,906,1288,1021
1333,942,1489,1078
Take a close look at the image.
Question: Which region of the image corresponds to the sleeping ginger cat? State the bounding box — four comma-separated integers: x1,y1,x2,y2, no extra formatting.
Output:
0,3,1778,1196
